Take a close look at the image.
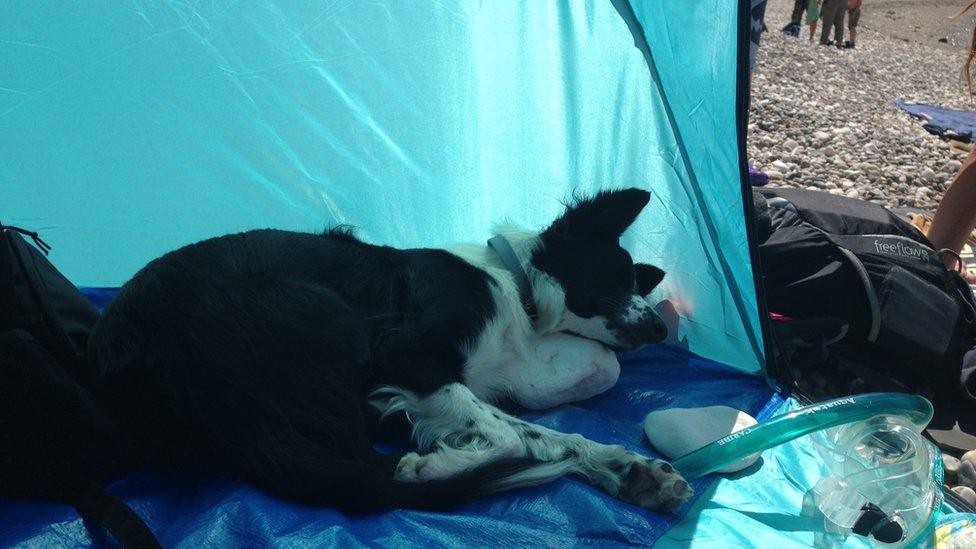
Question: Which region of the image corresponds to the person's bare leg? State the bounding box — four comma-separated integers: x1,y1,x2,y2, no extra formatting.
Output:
849,26,857,45
929,148,976,281
809,21,818,41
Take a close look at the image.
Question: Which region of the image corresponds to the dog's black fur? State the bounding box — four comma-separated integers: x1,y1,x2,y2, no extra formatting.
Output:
89,188,681,511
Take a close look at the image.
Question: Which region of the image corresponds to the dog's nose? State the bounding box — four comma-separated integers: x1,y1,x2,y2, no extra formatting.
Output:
622,315,668,346
643,315,668,342
651,315,668,340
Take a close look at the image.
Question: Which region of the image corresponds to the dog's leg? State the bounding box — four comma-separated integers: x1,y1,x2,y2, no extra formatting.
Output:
371,383,692,510
372,385,528,481
513,418,693,511
502,332,622,409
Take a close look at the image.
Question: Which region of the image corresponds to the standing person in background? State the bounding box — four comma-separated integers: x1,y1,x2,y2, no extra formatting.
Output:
785,0,808,36
747,0,768,187
749,0,768,77
807,0,822,42
819,0,849,47
843,0,862,48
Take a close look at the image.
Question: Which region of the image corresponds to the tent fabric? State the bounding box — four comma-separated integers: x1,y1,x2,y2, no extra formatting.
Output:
894,100,976,143
0,0,818,546
0,0,964,540
0,0,763,373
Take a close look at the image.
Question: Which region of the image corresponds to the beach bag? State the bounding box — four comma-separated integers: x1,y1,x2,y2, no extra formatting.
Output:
753,188,976,425
0,222,160,548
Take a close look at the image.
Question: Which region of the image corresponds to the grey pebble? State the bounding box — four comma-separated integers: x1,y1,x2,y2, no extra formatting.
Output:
958,460,976,492
952,485,976,507
945,454,961,484
961,449,976,468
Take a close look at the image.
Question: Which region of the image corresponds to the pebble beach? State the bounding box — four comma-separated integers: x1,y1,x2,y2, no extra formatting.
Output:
750,0,976,211
753,1,976,506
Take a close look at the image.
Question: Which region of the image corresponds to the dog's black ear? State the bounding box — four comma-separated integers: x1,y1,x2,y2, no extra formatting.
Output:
546,188,651,241
635,263,665,295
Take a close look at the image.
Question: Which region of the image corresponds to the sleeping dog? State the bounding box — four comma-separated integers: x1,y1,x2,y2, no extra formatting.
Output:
89,188,692,512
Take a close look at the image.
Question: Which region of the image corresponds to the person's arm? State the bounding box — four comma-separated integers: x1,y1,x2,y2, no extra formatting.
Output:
928,147,976,270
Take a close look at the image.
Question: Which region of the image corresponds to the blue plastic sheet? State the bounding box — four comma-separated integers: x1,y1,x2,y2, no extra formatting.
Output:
0,289,778,547
3,390,965,547
3,290,960,546
0,0,762,373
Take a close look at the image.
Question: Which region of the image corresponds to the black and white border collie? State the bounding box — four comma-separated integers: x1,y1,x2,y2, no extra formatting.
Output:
90,188,692,512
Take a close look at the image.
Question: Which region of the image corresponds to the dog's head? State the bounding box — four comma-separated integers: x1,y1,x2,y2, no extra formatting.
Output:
531,188,667,352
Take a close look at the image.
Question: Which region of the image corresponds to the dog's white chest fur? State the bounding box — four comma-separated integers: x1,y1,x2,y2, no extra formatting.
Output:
448,234,620,410
462,295,621,409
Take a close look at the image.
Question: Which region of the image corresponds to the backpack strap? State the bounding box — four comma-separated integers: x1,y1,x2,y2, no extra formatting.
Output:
64,480,162,549
833,246,881,343
0,224,51,254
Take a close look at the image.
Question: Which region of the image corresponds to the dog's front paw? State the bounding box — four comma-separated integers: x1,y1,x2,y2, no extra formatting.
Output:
394,448,494,482
617,458,693,511
394,451,428,481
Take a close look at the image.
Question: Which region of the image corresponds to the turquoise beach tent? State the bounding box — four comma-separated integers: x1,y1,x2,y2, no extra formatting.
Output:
0,1,957,547
0,0,765,373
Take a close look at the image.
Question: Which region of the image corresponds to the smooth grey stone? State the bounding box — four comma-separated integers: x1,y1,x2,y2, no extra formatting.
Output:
951,485,976,507
958,460,976,492
945,454,961,484
644,406,759,474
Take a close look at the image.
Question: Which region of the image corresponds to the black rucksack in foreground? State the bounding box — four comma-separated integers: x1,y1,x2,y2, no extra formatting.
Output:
0,222,160,548
754,187,976,429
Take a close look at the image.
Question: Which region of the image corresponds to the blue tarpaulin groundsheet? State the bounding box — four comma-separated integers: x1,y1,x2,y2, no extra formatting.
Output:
0,287,783,547
14,289,938,547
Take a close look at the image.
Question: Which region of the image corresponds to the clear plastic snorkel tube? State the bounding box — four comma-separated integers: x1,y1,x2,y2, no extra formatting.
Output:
671,393,942,547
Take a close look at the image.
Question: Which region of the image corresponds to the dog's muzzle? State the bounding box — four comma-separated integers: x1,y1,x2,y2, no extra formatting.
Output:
608,296,668,351
616,314,668,349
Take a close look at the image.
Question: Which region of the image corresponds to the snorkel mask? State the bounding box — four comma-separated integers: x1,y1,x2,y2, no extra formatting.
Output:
671,393,942,547
804,414,942,546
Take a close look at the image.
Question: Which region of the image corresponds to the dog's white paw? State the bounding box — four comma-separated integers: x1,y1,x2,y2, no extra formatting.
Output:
395,447,505,482
394,451,431,481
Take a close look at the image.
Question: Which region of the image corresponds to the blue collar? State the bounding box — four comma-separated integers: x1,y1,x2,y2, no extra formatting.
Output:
487,235,538,321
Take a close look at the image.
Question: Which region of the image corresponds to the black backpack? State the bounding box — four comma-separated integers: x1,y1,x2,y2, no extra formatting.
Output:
753,188,976,429
0,222,160,548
